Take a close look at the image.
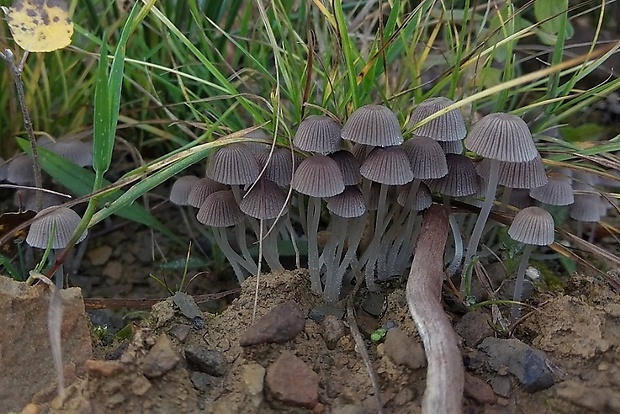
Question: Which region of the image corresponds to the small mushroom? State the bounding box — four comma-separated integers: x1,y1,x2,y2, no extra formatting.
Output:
293,115,342,154
341,104,403,147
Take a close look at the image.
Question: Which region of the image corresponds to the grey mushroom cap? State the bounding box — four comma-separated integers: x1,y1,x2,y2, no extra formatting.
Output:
242,128,271,153
239,179,289,220
6,155,35,185
292,154,345,197
465,113,539,162
207,143,261,185
401,136,449,179
293,115,342,154
508,206,554,246
439,139,464,154
425,153,480,197
572,170,600,191
341,104,403,147
326,186,367,218
360,146,414,185
330,150,362,186
255,147,301,187
407,97,467,142
0,157,7,181
509,189,536,209
187,177,227,208
17,190,64,212
477,156,548,189
569,194,604,222
397,182,433,211
197,190,244,227
26,206,87,249
49,140,93,167
529,172,574,206
170,175,200,206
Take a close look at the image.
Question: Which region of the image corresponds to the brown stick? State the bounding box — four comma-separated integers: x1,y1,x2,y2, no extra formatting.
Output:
83,289,240,310
406,204,463,414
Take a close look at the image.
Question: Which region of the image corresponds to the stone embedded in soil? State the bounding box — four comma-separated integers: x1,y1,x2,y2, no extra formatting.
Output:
265,351,320,409
184,345,228,377
491,375,512,398
478,337,556,392
322,314,346,350
332,404,372,414
131,375,152,396
20,403,41,414
169,323,191,342
464,373,497,404
239,300,305,347
87,245,113,265
242,363,266,407
171,291,204,323
0,276,92,413
455,311,494,347
308,304,345,322
84,360,125,377
142,334,181,379
189,371,212,392
383,328,426,370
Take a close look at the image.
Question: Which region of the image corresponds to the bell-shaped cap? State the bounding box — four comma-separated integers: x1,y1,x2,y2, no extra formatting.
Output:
0,157,7,181
477,156,547,189
397,182,432,211
187,177,227,208
293,115,342,154
50,140,93,167
26,206,87,249
255,147,300,187
508,206,554,246
341,104,403,147
465,113,538,162
330,150,362,186
170,175,200,206
401,136,449,179
529,172,574,206
569,194,604,222
439,139,464,154
207,143,261,185
18,190,64,212
197,190,244,227
425,153,480,197
7,155,35,185
292,154,345,197
408,97,466,142
326,186,367,218
239,179,288,220
360,146,414,185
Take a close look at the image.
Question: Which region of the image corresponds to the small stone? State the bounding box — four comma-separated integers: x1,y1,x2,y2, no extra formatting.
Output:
20,403,41,414
131,375,152,396
308,304,345,322
265,351,319,408
189,371,212,392
464,373,497,404
383,328,426,369
242,363,266,407
455,311,494,347
88,245,113,265
322,315,346,350
478,337,555,392
240,301,305,347
169,324,191,342
491,376,512,398
85,359,125,377
185,345,228,377
361,293,385,317
332,405,372,414
142,334,181,379
171,292,203,321
102,261,123,280
151,301,176,328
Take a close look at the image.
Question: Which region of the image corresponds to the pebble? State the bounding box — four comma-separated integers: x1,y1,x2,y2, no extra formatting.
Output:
131,375,152,396
464,373,497,404
84,360,125,377
265,351,319,408
478,337,555,392
169,324,190,342
171,292,203,322
491,375,512,398
322,314,346,350
332,404,372,414
102,261,123,280
240,301,305,347
87,245,113,265
20,403,41,414
383,328,426,369
308,304,345,322
361,293,385,317
455,311,494,347
184,345,228,376
142,334,181,379
242,363,266,407
189,371,212,392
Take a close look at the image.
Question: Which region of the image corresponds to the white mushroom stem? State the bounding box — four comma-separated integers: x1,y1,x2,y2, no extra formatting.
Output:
307,197,322,293
51,250,64,289
510,243,534,322
407,204,463,414
445,196,463,277
213,227,248,283
461,159,500,293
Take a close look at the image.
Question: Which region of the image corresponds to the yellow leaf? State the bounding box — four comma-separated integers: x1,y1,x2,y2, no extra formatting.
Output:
2,0,73,53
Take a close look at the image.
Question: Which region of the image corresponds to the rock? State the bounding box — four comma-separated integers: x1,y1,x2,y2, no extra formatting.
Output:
185,345,228,376
87,245,113,265
142,334,181,379
240,301,305,347
322,314,346,350
455,311,494,347
169,324,191,342
491,376,512,398
265,351,319,408
555,380,620,413
20,403,41,414
151,300,176,328
361,292,385,317
383,328,426,369
189,371,212,392
84,360,124,377
242,363,266,407
102,261,123,280
478,337,556,392
332,404,372,414
171,292,204,323
131,375,152,396
464,373,497,404
308,304,345,322
0,276,92,413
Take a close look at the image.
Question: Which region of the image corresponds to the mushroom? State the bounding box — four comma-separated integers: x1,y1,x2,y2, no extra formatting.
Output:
293,115,342,154
462,113,539,293
187,177,227,208
170,175,200,206
507,206,554,321
48,140,93,167
341,104,403,147
408,97,467,143
529,171,574,206
25,206,88,288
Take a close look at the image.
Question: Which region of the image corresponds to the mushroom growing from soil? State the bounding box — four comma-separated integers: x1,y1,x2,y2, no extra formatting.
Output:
462,113,539,293
507,206,554,321
25,206,88,288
